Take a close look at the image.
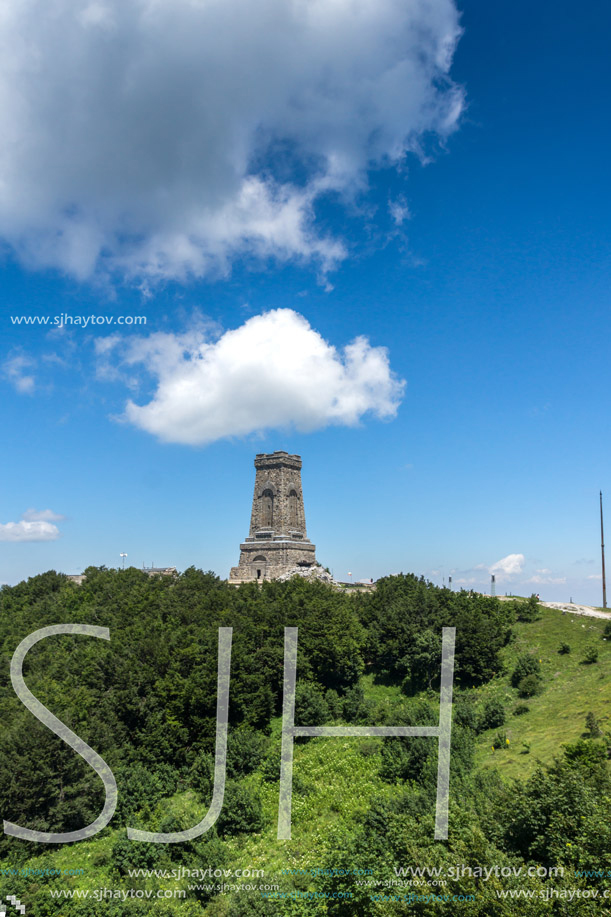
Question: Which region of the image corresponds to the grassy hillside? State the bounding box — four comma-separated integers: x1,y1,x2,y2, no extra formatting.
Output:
473,606,611,778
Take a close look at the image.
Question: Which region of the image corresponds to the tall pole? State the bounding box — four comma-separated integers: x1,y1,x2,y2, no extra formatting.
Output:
601,491,607,609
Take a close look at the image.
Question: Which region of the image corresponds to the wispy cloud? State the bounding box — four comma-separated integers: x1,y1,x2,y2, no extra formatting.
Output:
21,508,66,523
2,354,36,394
0,0,463,282
101,309,405,445
526,574,566,585
389,197,411,227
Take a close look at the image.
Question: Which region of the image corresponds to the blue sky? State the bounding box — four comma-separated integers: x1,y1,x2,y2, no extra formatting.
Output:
1,0,609,603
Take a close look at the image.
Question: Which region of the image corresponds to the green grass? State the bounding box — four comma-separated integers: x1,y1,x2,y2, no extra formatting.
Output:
236,729,399,878
9,720,399,910
473,606,611,778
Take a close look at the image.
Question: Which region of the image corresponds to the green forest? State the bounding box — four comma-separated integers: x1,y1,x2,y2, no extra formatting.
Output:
1,568,610,915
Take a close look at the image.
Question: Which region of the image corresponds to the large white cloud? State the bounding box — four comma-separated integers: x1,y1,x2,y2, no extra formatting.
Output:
102,308,405,444
0,0,463,281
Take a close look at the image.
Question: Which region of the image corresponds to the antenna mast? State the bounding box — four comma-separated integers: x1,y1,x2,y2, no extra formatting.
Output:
601,491,607,609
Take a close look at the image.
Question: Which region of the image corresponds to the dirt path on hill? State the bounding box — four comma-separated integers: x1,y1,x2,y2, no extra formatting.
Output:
540,601,611,620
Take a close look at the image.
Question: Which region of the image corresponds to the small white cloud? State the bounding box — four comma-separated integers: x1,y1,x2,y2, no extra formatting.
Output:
105,308,405,445
587,574,602,581
3,354,36,394
389,197,411,226
0,508,65,541
535,568,551,575
0,520,61,542
21,508,66,523
490,553,525,579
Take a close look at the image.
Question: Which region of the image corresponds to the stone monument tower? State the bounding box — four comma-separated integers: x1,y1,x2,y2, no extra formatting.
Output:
229,451,317,583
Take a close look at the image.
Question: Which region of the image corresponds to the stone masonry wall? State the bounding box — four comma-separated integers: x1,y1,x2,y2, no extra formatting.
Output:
248,452,307,537
229,451,317,583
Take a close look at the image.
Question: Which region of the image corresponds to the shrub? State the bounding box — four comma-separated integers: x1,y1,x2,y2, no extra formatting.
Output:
453,695,478,732
585,712,601,737
558,642,571,655
400,629,443,693
564,739,607,772
342,684,370,722
511,655,541,688
518,674,542,698
513,704,530,716
228,894,271,917
359,738,380,757
380,700,438,782
188,752,214,798
478,699,506,733
111,833,167,875
113,763,180,823
295,683,329,727
260,747,280,783
516,595,541,622
603,622,611,638
583,647,599,665
216,782,264,836
226,729,267,778
492,732,508,750
244,683,275,729
325,688,343,720
380,736,432,782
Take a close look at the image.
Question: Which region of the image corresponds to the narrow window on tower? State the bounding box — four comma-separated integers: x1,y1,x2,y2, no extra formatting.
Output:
288,489,299,528
261,489,274,527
